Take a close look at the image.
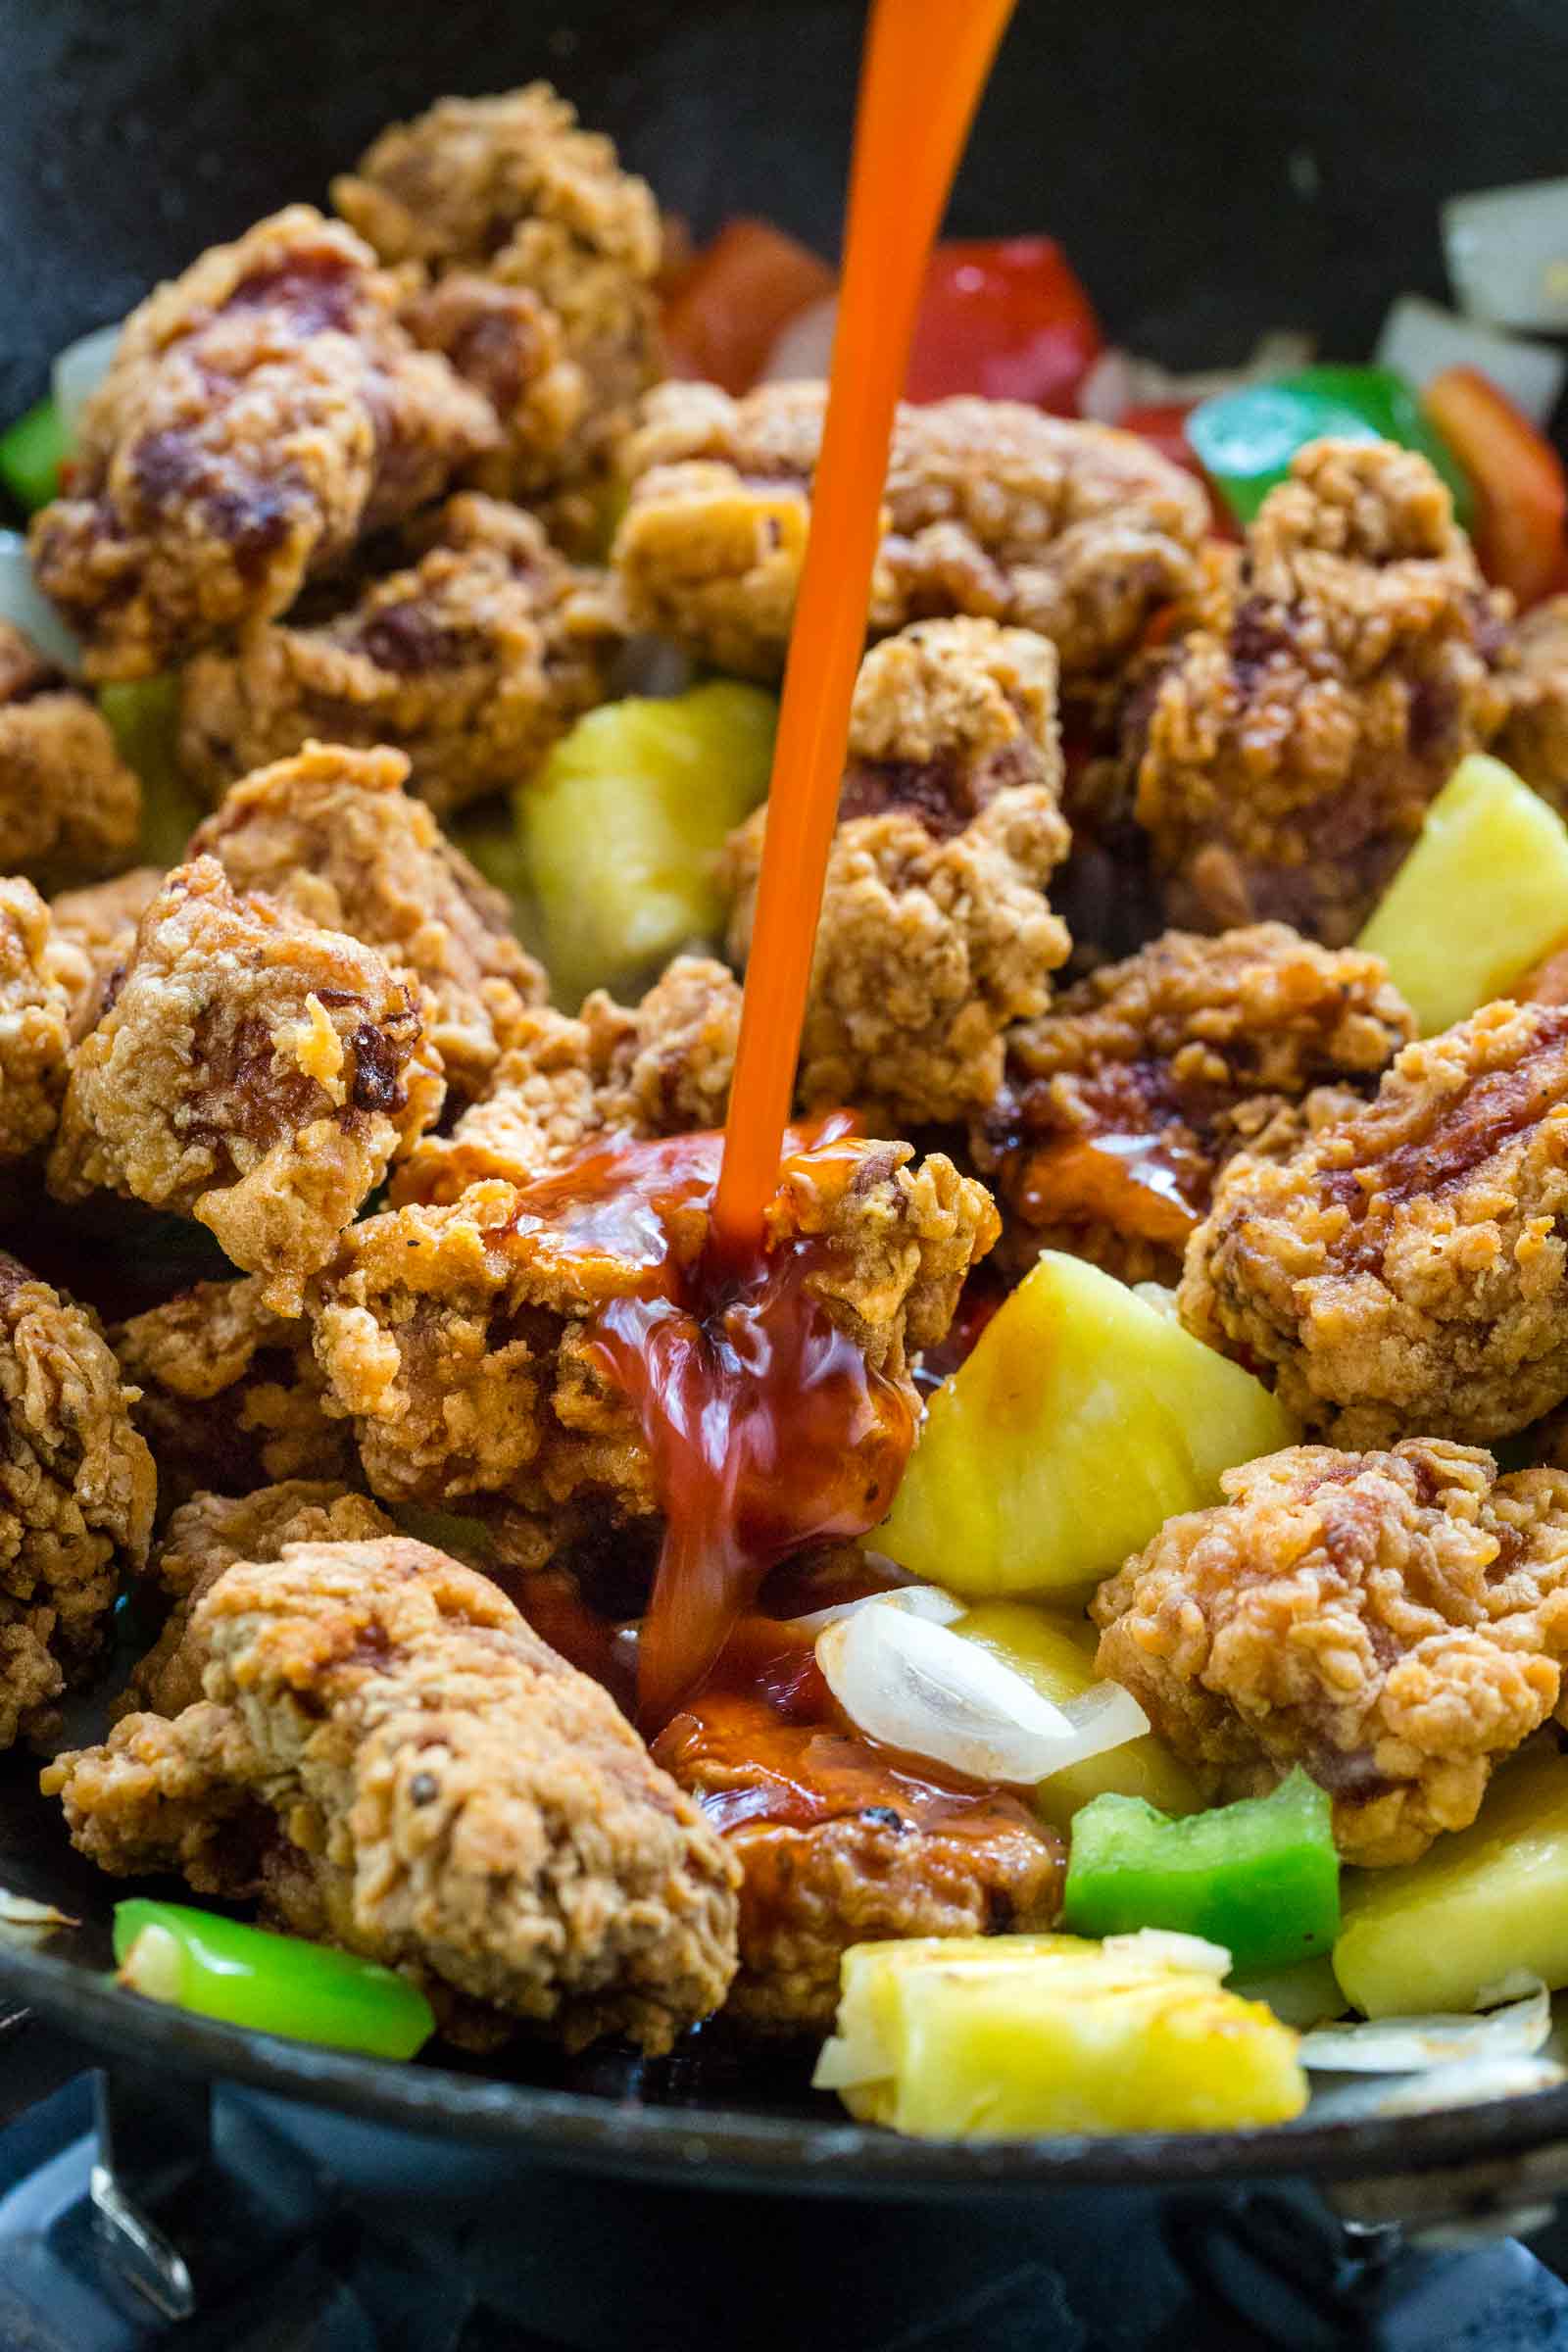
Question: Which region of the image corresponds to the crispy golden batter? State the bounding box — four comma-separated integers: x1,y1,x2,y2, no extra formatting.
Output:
393,955,741,1206
1094,1440,1568,1866
29,208,499,679
48,858,443,1313
114,1278,359,1508
724,619,1071,1127
0,623,141,882
334,84,662,535
49,867,165,1042
613,382,1208,685
1180,999,1568,1446
186,741,544,1098
313,1137,997,1533
0,1254,155,1749
399,270,588,509
977,924,1415,1284
45,1535,740,2052
1127,440,1510,944
177,496,621,816
0,878,75,1162
1496,593,1568,814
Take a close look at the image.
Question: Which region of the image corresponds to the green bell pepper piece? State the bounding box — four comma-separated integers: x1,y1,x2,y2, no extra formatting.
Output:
113,1898,435,2059
1187,366,1473,531
0,398,67,513
1061,1768,1341,1974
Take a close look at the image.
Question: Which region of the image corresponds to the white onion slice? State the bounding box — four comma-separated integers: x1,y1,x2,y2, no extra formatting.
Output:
1375,295,1564,427
0,531,80,673
816,1599,1148,1785
1444,178,1568,333
1076,331,1317,426
52,320,120,442
788,1584,964,1638
1102,1930,1231,1978
1308,2054,1565,2127
1298,1980,1549,2075
1131,1281,1180,1322
760,293,838,383
607,633,696,700
0,1886,77,1944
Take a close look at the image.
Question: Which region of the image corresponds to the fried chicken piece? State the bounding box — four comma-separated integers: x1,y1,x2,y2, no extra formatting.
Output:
334,84,662,537
114,1278,359,1508
48,867,165,1042
45,1535,740,2052
975,924,1416,1285
612,382,1208,687
186,741,544,1099
0,1253,155,1749
0,878,75,1162
1495,592,1568,814
177,496,621,816
393,955,741,1206
724,619,1071,1128
48,858,443,1313
1094,1439,1568,1866
28,207,500,680
399,270,588,511
0,622,141,883
313,1135,997,1535
1180,998,1568,1446
1126,440,1511,945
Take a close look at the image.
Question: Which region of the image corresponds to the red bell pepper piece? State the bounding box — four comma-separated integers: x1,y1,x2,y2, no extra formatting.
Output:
905,236,1102,412
662,218,836,397
1422,366,1568,608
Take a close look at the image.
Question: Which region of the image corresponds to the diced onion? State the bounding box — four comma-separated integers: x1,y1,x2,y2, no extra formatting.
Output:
1298,1980,1549,2075
1308,2054,1566,2126
0,530,80,673
1375,295,1564,427
1102,1930,1231,1978
52,320,120,442
0,1886,77,1944
1075,331,1316,427
760,294,838,383
1444,178,1568,334
788,1584,965,1638
816,1599,1148,1785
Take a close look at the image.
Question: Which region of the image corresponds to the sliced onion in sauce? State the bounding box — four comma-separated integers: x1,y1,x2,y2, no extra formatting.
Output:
53,320,121,441
1102,1930,1232,1979
815,1599,1148,1785
0,531,80,672
787,1584,965,1639
1308,2054,1566,2127
1298,1981,1550,2075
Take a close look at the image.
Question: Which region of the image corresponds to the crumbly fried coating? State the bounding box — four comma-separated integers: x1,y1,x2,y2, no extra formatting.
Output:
1495,593,1568,815
0,877,75,1162
399,270,588,509
0,623,141,883
1126,440,1511,944
724,619,1071,1127
0,1253,155,1749
45,1535,740,2052
977,923,1416,1284
186,741,544,1099
1180,999,1568,1446
49,867,165,1042
177,496,621,816
612,382,1209,686
313,1137,997,1531
28,207,499,680
48,858,444,1313
393,955,742,1205
114,1278,359,1508
334,84,662,535
1094,1439,1568,1866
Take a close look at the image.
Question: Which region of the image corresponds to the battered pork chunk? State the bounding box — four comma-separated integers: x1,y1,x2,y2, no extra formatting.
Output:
393,954,742,1206
334,84,663,537
186,742,545,1099
1125,440,1510,944
48,858,443,1312
44,1536,741,2053
1180,999,1568,1446
976,924,1416,1285
724,619,1071,1127
28,207,500,679
0,878,75,1162
49,868,165,1042
1093,1440,1568,1866
0,623,141,882
177,496,621,815
114,1279,360,1507
612,382,1209,688
0,1254,155,1749
1496,592,1568,814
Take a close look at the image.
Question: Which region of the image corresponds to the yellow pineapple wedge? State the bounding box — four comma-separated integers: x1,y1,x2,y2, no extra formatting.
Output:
814,1933,1306,2138
879,1251,1295,1596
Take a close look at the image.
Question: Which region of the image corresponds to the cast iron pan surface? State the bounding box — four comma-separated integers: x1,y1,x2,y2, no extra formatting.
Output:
6,0,1568,2190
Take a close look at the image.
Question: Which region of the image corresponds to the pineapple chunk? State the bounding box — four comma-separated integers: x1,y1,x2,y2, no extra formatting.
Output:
954,1601,1202,1828
518,681,776,1005
1334,1749,1568,2018
1357,753,1568,1034
815,1934,1306,2138
879,1251,1295,1596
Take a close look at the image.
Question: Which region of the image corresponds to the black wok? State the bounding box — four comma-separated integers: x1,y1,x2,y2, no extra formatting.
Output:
5,0,1568,2229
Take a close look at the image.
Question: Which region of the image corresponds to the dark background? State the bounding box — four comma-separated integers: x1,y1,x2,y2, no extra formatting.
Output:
3,0,1567,424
